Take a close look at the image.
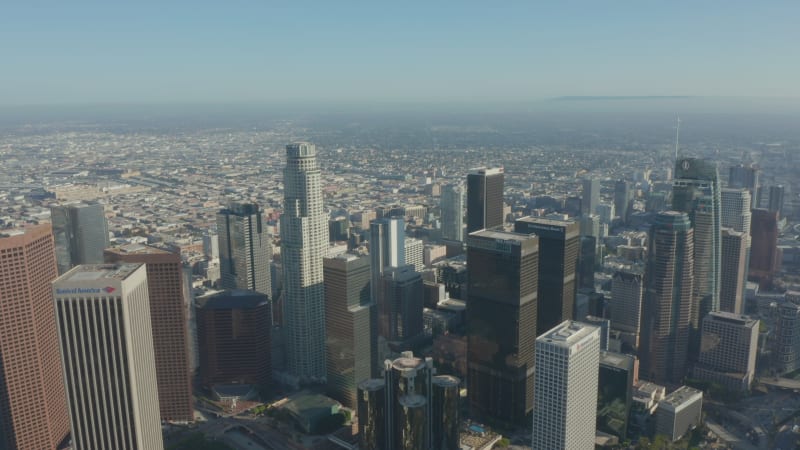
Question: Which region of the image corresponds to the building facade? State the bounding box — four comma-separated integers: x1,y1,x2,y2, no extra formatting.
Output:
514,216,579,334
719,229,748,314
440,183,465,242
610,269,645,350
672,157,721,326
323,254,374,408
640,211,694,384
466,229,539,424
104,244,194,422
749,208,780,287
581,177,600,216
466,167,504,233
217,202,272,298
281,142,328,383
693,312,758,392
196,290,271,388
53,264,163,450
50,201,109,274
532,321,601,450
0,225,70,450
380,265,424,349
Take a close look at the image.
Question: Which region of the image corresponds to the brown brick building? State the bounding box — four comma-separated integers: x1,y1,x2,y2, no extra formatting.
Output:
105,244,194,422
0,225,70,449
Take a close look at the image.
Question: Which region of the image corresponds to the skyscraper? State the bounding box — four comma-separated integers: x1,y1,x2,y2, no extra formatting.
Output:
370,217,405,303
728,164,759,209
51,201,109,274
281,142,328,383
0,225,70,450
104,244,194,422
614,179,634,224
693,312,758,392
53,264,163,450
440,183,465,242
196,290,271,389
749,208,780,287
721,188,752,298
466,229,539,424
324,253,374,408
532,321,601,450
217,202,272,297
380,265,424,349
514,216,579,333
610,269,645,350
768,185,785,218
719,229,748,314
640,211,694,384
581,177,600,216
466,167,504,233
673,158,721,333
404,237,424,272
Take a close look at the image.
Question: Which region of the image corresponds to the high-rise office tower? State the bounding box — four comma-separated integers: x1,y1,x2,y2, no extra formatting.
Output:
721,188,752,234
597,351,637,440
357,352,460,450
217,202,272,297
370,217,405,301
721,188,752,297
466,229,539,424
693,312,758,392
104,244,194,422
640,211,694,384
609,269,645,349
719,229,748,314
768,185,785,218
404,237,424,272
514,216,579,333
53,264,163,450
324,253,374,408
379,265,424,349
614,179,634,224
673,158,721,333
440,183,465,242
578,235,597,290
728,164,759,208
777,302,800,374
581,177,600,216
281,142,328,383
466,167,504,233
532,321,601,450
51,201,109,274
749,209,780,287
0,225,70,450
196,290,271,389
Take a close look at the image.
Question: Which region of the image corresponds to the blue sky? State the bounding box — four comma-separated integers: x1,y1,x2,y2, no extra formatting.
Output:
1,1,798,105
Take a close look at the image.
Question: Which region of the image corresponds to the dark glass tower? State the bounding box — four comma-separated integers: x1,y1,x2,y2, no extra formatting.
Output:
672,157,721,343
640,211,694,384
614,179,634,224
217,202,272,298
514,216,580,333
466,229,538,424
466,167,504,233
50,202,109,274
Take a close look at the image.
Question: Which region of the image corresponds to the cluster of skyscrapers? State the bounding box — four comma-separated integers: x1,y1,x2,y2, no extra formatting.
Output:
0,138,789,450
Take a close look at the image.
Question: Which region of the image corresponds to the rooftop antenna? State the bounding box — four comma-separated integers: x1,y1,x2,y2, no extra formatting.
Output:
674,114,681,161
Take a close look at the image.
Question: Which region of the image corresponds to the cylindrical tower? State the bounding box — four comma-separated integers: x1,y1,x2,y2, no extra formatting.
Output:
396,394,427,450
357,379,386,450
432,375,461,450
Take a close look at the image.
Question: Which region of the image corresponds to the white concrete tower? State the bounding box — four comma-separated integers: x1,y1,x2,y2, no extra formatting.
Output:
281,142,328,383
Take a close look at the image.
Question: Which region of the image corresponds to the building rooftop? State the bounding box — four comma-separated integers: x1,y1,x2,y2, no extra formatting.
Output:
58,263,143,282
538,320,599,348
600,351,636,371
468,229,534,242
196,289,269,310
105,243,173,256
660,386,702,408
706,311,758,328
515,215,574,228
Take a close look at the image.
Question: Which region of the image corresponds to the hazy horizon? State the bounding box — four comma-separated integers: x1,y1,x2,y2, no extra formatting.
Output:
2,2,799,106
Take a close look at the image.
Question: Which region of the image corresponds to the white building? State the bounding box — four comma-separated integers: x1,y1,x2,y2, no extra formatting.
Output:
53,263,164,450
281,142,328,383
405,237,424,272
533,321,601,450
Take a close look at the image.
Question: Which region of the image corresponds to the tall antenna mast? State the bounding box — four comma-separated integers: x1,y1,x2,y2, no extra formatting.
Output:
674,114,681,161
